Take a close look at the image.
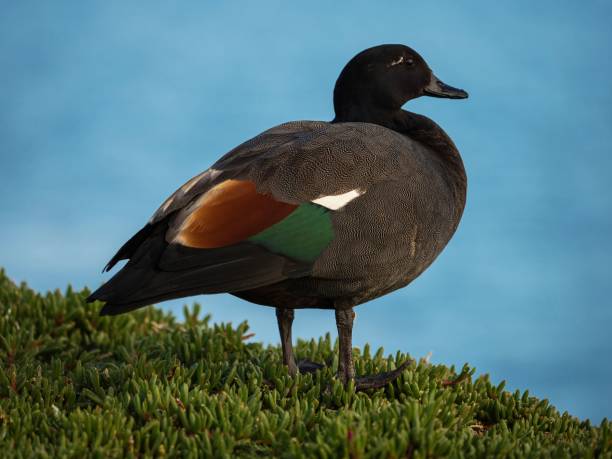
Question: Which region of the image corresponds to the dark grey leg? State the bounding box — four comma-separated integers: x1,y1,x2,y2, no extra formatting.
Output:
276,307,324,376
277,305,408,388
335,307,411,390
276,307,297,376
335,308,356,384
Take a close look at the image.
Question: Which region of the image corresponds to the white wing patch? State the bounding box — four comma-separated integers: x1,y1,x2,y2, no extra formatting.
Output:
311,189,364,210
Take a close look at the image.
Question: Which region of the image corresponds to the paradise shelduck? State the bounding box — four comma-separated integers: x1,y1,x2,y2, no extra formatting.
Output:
88,44,469,389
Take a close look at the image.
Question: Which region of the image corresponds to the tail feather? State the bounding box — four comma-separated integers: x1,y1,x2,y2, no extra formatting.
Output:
97,255,297,315
103,223,155,272
88,223,310,315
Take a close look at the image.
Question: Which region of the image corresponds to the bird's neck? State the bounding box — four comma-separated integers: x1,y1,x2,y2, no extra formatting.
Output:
333,107,467,222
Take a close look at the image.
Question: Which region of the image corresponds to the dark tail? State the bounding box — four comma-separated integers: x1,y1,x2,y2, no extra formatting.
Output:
103,223,155,272
88,225,309,315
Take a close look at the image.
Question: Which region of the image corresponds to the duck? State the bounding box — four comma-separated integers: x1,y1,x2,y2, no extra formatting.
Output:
87,44,468,390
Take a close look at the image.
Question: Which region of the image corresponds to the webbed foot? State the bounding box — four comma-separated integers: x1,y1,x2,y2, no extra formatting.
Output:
297,359,325,374
353,360,411,391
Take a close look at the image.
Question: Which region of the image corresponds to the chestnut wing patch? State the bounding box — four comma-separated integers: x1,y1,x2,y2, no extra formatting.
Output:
174,179,334,262
175,179,298,249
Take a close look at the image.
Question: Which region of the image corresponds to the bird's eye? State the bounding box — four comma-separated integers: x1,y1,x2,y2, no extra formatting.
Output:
405,58,415,66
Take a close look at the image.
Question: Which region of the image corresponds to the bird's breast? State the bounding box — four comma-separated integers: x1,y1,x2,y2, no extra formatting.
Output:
311,170,462,299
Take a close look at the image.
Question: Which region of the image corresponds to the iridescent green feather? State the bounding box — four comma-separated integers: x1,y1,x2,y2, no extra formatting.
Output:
248,203,333,262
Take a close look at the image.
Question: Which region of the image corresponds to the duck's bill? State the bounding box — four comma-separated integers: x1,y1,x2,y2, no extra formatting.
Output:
424,74,468,99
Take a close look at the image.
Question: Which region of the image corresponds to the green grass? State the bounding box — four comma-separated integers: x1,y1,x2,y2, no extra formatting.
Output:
0,268,609,458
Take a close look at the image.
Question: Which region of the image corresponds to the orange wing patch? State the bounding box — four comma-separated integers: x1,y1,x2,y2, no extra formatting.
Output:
175,180,298,249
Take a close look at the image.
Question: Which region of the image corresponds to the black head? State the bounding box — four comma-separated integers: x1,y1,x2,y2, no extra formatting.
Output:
333,44,468,121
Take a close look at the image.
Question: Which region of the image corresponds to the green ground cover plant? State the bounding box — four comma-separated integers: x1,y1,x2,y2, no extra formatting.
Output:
0,268,609,458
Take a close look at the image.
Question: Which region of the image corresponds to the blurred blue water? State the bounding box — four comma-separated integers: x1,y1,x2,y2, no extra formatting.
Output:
1,1,610,422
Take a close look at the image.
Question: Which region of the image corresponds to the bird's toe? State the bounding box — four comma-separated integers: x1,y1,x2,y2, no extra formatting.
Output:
354,360,412,391
297,359,325,374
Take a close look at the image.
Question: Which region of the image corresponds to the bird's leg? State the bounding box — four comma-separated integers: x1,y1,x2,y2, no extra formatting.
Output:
276,307,298,376
335,308,356,384
276,307,324,376
335,307,411,391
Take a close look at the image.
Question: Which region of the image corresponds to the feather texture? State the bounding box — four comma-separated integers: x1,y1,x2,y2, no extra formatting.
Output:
91,114,466,312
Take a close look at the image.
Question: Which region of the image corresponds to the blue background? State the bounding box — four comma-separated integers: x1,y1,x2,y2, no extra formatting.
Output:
1,1,610,422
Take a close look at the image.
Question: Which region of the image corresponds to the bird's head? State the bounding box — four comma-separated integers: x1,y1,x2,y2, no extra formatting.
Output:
333,44,468,120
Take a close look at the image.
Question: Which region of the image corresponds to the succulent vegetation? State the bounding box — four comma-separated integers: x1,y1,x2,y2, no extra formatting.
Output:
0,268,609,458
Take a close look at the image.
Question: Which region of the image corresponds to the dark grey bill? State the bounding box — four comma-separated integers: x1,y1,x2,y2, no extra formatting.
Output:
423,74,468,99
